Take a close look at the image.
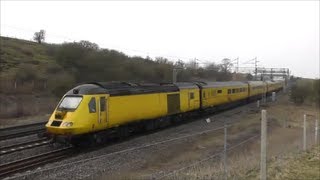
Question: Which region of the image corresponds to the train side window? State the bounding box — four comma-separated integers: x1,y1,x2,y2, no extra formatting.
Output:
100,97,106,111
228,89,231,94
203,91,206,98
88,97,96,113
232,89,235,93
189,92,194,99
217,90,222,94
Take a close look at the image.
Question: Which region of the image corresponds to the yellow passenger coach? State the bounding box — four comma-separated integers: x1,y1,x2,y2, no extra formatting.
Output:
195,81,249,109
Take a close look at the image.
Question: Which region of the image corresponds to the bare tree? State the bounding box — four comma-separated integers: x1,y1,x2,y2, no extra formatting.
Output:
185,59,199,70
205,62,220,71
33,30,46,44
78,40,99,50
155,57,172,65
174,59,185,69
220,58,233,73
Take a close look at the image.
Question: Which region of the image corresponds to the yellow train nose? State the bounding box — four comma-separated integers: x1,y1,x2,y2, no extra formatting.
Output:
46,120,74,135
46,125,74,135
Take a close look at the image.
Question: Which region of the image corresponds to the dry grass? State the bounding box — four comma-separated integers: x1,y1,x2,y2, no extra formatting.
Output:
268,145,320,180
167,95,319,180
100,108,268,179
0,94,57,127
169,126,306,180
0,114,51,128
100,94,319,180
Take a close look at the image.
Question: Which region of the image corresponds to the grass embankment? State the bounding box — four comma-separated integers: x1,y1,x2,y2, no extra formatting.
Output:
0,37,60,120
265,145,320,180
0,36,56,77
0,35,251,120
143,95,319,180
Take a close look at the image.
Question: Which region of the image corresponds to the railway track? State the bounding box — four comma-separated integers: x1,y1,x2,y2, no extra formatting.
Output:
0,138,51,155
0,147,75,178
0,122,46,141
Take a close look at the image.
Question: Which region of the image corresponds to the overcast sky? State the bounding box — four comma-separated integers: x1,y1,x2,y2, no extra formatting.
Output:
1,1,319,78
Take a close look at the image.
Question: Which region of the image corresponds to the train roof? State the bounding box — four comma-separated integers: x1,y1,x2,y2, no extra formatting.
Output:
195,81,248,88
174,82,199,89
247,81,266,86
66,82,179,96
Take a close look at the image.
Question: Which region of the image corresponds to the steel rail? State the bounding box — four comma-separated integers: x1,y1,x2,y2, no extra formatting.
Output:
0,147,74,178
0,138,50,155
0,122,46,141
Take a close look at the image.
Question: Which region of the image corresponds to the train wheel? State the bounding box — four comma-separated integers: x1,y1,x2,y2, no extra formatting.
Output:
93,134,103,144
145,120,155,131
117,126,129,139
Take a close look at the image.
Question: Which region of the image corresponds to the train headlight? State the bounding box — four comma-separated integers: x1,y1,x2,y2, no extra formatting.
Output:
62,122,73,127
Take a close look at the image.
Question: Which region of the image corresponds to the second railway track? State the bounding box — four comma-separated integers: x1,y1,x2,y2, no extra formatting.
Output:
0,147,75,178
0,122,46,141
0,138,51,155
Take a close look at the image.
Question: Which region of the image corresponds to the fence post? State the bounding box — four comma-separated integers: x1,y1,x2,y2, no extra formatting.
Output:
315,119,318,145
272,92,276,102
224,123,227,180
260,110,267,180
257,100,260,108
303,114,307,151
172,68,177,83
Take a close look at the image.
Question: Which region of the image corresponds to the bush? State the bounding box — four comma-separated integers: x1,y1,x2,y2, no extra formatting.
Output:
47,72,75,97
290,79,319,105
15,64,38,81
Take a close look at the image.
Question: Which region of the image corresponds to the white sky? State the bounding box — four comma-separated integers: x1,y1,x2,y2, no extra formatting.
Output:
1,1,319,78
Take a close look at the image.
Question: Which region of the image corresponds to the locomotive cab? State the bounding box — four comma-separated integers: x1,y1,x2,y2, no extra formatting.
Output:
46,83,109,141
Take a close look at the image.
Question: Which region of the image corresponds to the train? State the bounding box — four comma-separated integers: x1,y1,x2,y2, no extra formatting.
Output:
45,80,284,145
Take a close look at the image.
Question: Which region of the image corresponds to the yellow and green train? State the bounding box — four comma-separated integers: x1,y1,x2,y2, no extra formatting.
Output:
45,80,284,144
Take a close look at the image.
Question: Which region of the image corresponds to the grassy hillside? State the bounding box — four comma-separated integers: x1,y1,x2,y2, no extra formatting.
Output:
0,36,237,97
0,36,56,76
0,36,235,118
0,36,70,96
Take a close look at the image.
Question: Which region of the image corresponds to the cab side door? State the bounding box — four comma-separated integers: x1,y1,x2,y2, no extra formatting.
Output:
98,96,107,128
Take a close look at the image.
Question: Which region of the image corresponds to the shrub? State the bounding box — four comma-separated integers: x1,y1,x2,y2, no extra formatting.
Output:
290,79,319,105
15,64,38,81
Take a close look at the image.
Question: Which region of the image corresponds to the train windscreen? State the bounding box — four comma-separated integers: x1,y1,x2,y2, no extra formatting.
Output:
58,96,83,110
